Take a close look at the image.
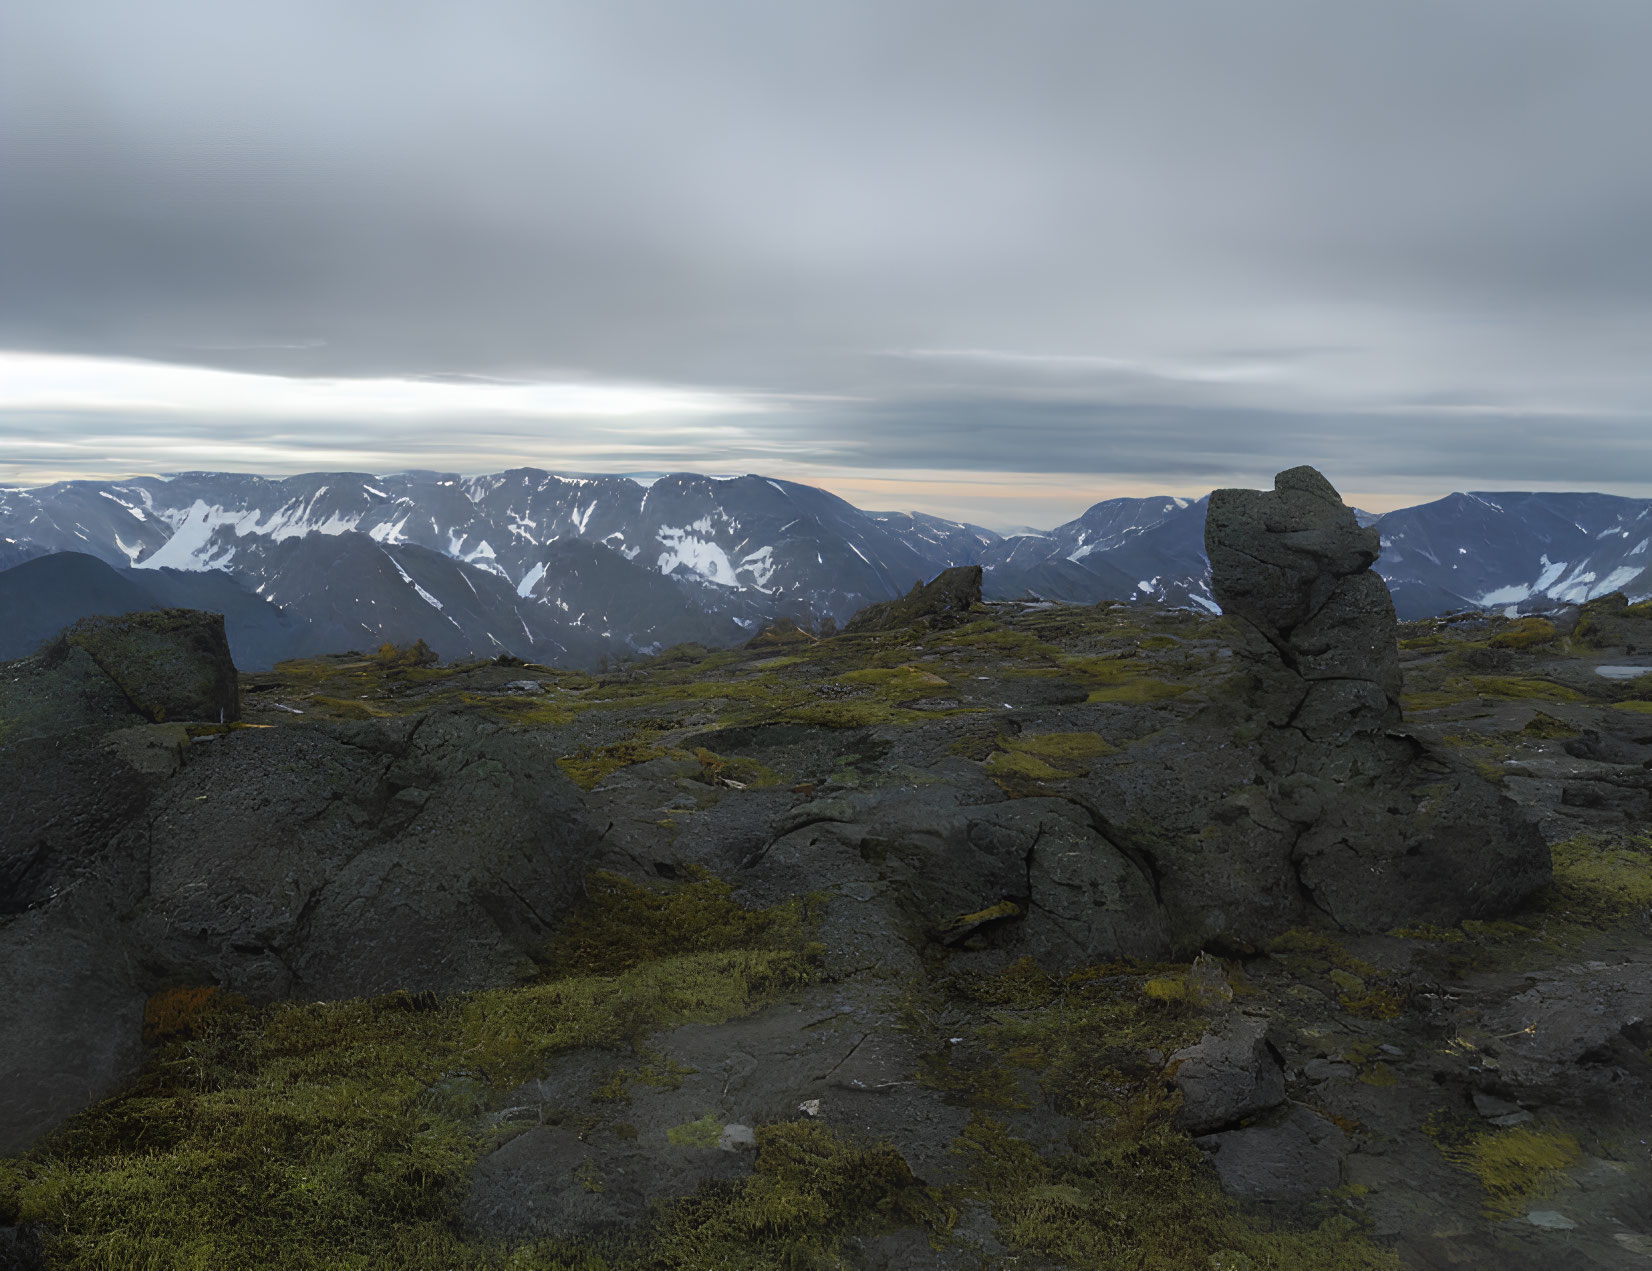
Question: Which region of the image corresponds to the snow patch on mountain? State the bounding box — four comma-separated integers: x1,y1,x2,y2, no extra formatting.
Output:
738,545,776,589
657,525,737,586
134,500,243,570
388,554,444,611
517,562,547,598
1535,559,1568,591
99,491,147,521
1478,583,1531,606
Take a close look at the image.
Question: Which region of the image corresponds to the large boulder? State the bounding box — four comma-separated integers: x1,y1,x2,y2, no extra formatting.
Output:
0,670,599,1155
42,609,239,724
125,710,598,1002
844,566,984,634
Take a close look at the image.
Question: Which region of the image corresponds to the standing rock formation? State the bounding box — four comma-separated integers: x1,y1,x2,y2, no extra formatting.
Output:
1206,465,1399,746
1201,467,1550,931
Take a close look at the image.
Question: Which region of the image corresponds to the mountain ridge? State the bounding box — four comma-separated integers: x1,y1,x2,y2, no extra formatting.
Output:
4,469,1651,667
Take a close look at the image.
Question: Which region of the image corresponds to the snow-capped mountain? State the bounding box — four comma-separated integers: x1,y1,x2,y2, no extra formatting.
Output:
978,495,1214,610
1372,492,1652,619
5,470,1652,669
0,470,1004,667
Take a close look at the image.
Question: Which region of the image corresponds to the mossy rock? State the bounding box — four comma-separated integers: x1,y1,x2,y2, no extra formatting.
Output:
45,609,239,723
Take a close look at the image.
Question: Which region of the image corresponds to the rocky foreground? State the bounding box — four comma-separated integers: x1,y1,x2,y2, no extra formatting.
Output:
1,470,1649,1270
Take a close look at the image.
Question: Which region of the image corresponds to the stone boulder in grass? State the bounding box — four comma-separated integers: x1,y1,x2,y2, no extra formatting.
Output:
842,566,985,634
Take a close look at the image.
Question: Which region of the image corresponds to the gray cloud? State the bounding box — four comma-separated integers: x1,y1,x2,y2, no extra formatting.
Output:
3,0,1650,515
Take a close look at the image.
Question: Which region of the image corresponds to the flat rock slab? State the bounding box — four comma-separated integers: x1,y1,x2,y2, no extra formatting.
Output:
1196,1106,1348,1204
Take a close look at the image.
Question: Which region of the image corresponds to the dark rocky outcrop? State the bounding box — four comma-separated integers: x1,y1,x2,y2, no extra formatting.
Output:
0,616,599,1157
42,609,239,724
843,566,984,634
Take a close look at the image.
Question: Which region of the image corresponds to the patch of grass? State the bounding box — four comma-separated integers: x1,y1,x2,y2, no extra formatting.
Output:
3,873,821,1270
651,1121,954,1266
665,1114,725,1149
1533,833,1652,929
1487,619,1559,651
1466,676,1586,703
954,1111,1400,1270
1435,1124,1582,1218
557,738,682,789
541,869,823,978
1611,699,1652,715
984,749,1073,781
1519,711,1580,739
1061,655,1194,705
1268,930,1407,1018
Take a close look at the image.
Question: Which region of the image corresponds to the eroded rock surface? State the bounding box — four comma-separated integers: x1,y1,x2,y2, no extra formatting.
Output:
0,620,599,1156
1189,466,1550,935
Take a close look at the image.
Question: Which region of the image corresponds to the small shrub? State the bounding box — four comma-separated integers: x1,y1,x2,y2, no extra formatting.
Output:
373,639,439,669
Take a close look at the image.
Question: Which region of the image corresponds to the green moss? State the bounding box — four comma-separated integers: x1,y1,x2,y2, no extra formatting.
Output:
1405,675,1585,713
1470,758,1507,785
984,749,1073,781
557,739,682,789
652,1121,953,1266
1519,711,1581,739
666,1114,725,1149
1085,677,1191,704
776,699,887,728
1611,699,1652,714
1059,654,1193,704
541,869,822,978
3,873,820,1269
837,663,951,697
1267,930,1406,1016
1466,676,1586,702
1386,923,1468,943
1487,618,1559,650
954,1111,1400,1270
1534,833,1652,929
1436,1124,1582,1218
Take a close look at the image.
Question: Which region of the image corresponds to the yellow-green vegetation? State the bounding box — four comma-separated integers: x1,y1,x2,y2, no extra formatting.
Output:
1534,833,1652,929
540,869,823,978
1435,1123,1582,1218
557,738,682,789
1404,674,1586,713
1062,654,1193,704
1268,930,1407,1019
651,1121,953,1266
1611,699,1652,714
919,958,1398,1269
954,1114,1399,1271
837,663,950,696
0,872,820,1270
1519,711,1580,739
373,638,440,669
1487,618,1560,651
983,729,1116,784
665,1114,725,1148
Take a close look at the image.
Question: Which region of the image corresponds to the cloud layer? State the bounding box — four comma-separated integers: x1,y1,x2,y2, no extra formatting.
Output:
3,1,1650,525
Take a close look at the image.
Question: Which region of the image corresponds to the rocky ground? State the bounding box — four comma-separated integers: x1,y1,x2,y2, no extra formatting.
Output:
2,586,1650,1269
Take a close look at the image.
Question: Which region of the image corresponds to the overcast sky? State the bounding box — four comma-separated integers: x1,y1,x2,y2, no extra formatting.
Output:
3,1,1650,528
